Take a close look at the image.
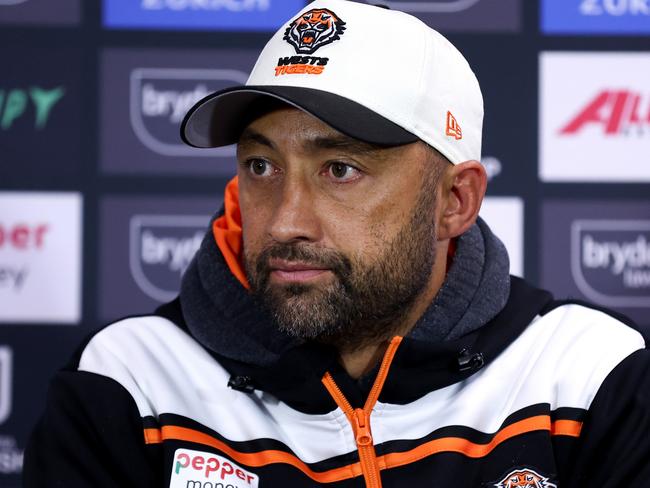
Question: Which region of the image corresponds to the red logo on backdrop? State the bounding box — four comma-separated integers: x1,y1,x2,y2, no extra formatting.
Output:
560,90,650,136
0,223,49,250
283,8,346,55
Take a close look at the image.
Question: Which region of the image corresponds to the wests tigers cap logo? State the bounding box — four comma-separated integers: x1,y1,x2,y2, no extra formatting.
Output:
283,8,346,54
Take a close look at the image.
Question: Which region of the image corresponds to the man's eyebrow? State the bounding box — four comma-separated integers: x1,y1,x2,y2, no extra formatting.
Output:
306,135,387,158
238,128,388,158
238,128,275,150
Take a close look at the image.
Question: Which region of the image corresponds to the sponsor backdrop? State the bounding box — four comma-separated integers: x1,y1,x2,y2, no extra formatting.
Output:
540,52,650,182
101,48,257,175
541,201,650,325
99,195,220,321
0,0,648,485
0,47,83,183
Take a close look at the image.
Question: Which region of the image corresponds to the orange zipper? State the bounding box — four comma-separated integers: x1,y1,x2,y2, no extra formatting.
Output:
322,336,403,488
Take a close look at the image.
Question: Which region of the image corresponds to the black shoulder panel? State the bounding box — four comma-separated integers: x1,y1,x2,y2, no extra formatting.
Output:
562,348,650,485
24,370,163,487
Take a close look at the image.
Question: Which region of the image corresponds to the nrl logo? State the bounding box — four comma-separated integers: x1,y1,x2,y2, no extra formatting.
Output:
492,468,557,488
283,8,346,55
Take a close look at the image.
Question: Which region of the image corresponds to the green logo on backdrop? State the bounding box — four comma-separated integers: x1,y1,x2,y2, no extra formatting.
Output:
0,86,65,130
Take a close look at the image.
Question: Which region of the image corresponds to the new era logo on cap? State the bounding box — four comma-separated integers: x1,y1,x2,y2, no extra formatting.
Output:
446,111,463,140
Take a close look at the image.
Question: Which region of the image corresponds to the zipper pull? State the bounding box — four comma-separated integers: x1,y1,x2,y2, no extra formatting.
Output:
353,408,373,446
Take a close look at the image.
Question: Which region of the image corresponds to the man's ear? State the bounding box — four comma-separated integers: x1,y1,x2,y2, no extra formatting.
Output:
436,160,487,240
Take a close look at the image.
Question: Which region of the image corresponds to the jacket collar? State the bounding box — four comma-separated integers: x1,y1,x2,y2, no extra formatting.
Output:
162,277,552,413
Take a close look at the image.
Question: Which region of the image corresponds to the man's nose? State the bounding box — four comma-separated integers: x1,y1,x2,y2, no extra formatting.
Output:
267,177,322,244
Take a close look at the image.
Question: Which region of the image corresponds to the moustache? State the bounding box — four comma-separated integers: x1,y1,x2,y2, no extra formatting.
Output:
254,243,352,280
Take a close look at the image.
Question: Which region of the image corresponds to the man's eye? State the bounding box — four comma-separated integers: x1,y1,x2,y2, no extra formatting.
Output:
247,159,274,177
327,162,360,181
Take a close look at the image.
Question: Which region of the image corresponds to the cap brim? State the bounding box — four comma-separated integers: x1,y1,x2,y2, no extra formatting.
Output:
181,85,419,149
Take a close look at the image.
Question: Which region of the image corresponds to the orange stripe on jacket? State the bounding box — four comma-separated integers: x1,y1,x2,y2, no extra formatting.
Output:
143,417,582,482
143,428,162,444
551,419,583,437
379,416,582,470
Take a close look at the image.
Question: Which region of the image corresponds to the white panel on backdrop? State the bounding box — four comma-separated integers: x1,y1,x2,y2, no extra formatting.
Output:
540,52,650,182
479,197,524,277
0,192,82,324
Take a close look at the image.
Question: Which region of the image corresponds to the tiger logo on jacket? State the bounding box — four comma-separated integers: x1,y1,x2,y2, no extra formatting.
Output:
283,8,346,55
493,468,557,488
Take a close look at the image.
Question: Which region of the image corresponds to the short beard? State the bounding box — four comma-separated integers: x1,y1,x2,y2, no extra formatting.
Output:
245,165,441,352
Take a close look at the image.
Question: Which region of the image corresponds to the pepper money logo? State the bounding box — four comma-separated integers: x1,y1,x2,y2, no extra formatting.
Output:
130,68,247,157
129,215,207,302
0,221,48,293
571,220,650,307
0,192,81,324
170,448,259,488
0,346,11,426
283,8,346,55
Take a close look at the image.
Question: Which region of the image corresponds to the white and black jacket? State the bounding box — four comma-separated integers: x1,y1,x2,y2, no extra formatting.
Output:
24,219,650,488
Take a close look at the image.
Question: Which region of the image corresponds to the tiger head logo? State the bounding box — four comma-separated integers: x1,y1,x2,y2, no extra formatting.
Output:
493,468,557,488
283,8,346,55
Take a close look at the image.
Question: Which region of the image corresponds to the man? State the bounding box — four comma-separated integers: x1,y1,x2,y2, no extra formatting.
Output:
25,1,650,487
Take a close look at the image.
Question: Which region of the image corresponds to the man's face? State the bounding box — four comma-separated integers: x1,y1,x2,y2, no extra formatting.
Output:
237,107,443,350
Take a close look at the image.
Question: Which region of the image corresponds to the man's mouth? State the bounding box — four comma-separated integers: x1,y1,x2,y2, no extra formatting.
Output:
268,259,331,283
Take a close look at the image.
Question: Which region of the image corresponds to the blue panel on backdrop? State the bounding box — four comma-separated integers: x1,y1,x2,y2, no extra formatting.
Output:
542,0,650,34
103,0,306,31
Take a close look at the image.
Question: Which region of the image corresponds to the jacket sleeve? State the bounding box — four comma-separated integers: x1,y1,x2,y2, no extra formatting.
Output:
566,348,650,487
23,370,162,488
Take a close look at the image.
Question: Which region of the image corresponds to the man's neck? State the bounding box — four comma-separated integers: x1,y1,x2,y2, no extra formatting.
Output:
339,344,388,379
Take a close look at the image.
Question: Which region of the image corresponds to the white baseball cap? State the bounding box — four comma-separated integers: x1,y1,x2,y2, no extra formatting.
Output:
181,0,483,165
